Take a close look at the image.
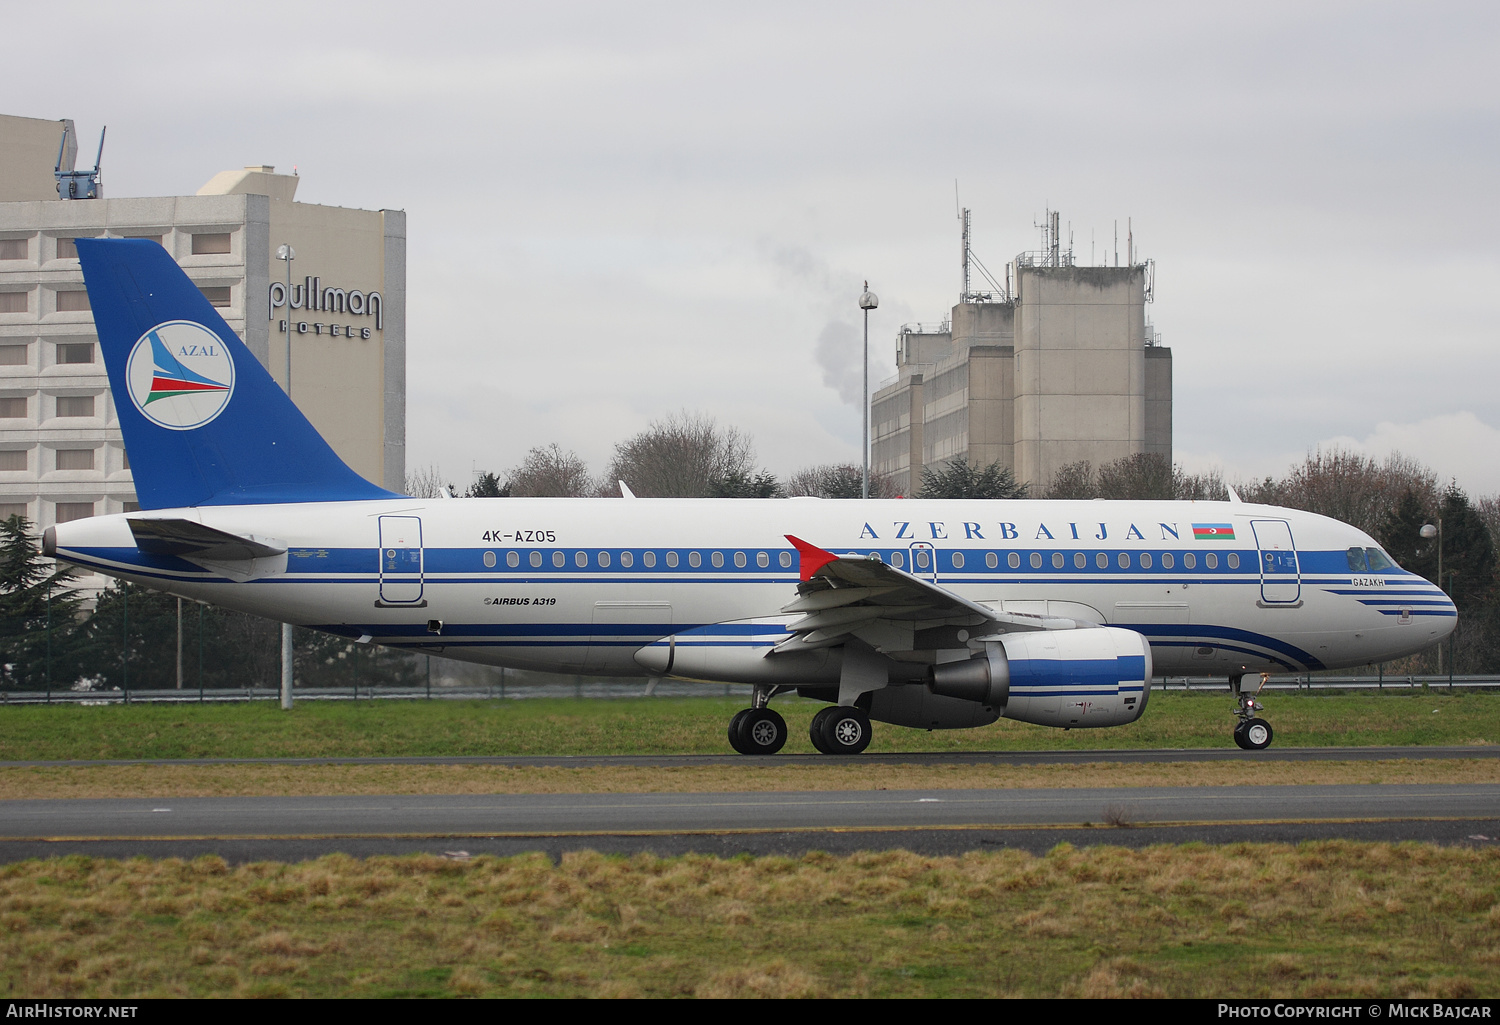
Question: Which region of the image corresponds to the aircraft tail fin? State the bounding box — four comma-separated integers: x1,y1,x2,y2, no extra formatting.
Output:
76,237,401,509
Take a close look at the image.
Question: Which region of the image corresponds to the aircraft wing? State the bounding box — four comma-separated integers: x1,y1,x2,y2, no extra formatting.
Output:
776,535,1083,655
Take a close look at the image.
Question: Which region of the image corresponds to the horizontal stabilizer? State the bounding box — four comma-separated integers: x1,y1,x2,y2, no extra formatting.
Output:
128,517,286,561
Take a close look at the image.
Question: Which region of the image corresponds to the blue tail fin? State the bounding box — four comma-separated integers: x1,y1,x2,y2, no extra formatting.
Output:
77,237,402,509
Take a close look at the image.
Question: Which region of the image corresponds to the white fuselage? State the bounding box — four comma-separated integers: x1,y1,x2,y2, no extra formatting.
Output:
51,497,1455,681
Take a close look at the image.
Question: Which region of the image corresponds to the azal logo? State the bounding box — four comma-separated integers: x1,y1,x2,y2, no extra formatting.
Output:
125,321,236,430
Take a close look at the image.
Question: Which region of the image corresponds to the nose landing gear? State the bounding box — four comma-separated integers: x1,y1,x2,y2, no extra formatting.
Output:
1230,672,1274,750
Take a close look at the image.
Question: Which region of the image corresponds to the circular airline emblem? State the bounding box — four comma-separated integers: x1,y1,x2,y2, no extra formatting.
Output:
125,321,236,430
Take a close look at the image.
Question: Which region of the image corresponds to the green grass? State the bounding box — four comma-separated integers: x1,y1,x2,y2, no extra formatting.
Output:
0,689,1496,762
2,843,1497,998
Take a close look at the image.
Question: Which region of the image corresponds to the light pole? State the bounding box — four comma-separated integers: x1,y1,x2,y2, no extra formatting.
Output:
1420,518,1444,675
859,282,879,499
275,243,296,710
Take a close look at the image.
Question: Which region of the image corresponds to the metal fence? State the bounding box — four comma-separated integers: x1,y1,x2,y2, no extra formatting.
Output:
2,672,1496,706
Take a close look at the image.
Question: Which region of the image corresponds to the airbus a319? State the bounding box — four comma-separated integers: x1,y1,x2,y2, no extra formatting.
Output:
46,239,1456,754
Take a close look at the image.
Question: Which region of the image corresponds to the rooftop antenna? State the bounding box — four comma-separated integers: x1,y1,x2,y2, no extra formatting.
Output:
55,124,105,201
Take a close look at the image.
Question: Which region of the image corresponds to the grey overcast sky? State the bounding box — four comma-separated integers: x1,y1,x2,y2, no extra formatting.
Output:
9,1,1499,492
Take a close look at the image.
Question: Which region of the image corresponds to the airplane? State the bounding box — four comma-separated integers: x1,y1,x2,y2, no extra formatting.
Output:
45,238,1457,755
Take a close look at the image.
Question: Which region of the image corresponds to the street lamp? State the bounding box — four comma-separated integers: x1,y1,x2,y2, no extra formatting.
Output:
275,243,296,709
1420,519,1444,675
276,244,295,396
859,282,879,500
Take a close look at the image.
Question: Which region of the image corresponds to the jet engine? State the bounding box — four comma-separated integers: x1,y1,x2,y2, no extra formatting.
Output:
927,626,1152,729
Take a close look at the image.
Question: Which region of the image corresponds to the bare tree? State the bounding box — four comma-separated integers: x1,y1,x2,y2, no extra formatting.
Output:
608,411,754,498
1043,460,1097,500
1257,448,1438,535
506,444,596,497
404,464,452,498
1096,453,1175,500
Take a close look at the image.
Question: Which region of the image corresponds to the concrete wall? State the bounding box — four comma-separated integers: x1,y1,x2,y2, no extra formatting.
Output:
0,115,72,203
1013,265,1147,491
1145,345,1173,460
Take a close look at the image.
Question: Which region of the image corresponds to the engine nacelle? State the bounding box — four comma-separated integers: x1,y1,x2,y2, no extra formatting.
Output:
928,627,1151,729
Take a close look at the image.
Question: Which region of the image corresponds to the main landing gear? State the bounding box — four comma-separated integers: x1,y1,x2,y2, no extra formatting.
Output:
728,686,789,755
1230,672,1274,750
727,688,873,755
808,704,871,755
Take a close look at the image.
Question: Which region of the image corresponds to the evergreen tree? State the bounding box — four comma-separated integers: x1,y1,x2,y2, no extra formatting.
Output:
707,469,783,498
0,515,82,690
916,459,1028,500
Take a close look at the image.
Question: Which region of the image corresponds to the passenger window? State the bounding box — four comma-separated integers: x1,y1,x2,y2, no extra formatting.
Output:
483,551,496,568
1052,552,1064,568
1118,553,1130,569
915,549,930,569
1205,553,1218,569
1074,552,1086,569
1227,553,1239,569
1183,552,1196,569
1096,552,1108,569
599,551,611,568
756,551,769,568
530,551,542,568
986,552,998,569
1161,553,1174,569
621,551,634,568
890,551,904,568
643,551,657,568
1029,552,1042,569
1141,553,1152,569
689,552,702,568
507,551,520,568
552,551,565,567
710,551,723,568
574,551,587,567
952,552,965,569
1007,552,1020,569
666,552,680,568
1347,547,1369,572
734,551,746,568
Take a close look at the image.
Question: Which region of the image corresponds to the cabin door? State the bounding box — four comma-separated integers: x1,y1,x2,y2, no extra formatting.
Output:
1251,519,1301,605
378,515,425,605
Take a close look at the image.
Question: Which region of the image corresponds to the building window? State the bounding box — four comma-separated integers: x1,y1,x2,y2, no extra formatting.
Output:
56,291,90,312
122,448,129,470
56,396,95,418
0,397,27,418
199,286,231,308
57,342,93,364
0,503,27,520
0,293,26,314
122,502,140,513
0,239,26,260
191,233,231,255
55,502,94,523
0,451,24,471
0,345,27,365
56,449,94,471
55,238,80,259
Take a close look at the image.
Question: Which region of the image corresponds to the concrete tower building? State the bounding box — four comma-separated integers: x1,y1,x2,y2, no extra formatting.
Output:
872,211,1171,495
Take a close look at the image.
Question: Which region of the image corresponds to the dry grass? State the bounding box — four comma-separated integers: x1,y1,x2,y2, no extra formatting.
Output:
0,758,1495,801
1,843,1497,997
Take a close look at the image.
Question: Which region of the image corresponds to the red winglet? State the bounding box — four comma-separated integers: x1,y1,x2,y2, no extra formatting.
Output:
785,535,839,582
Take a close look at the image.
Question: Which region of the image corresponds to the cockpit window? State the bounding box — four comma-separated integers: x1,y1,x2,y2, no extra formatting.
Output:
1365,547,1396,572
1346,547,1368,573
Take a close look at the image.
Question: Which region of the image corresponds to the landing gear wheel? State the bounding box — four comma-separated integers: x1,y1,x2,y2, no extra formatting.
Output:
808,706,838,754
818,706,872,755
727,709,754,754
737,708,787,755
1234,717,1273,750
